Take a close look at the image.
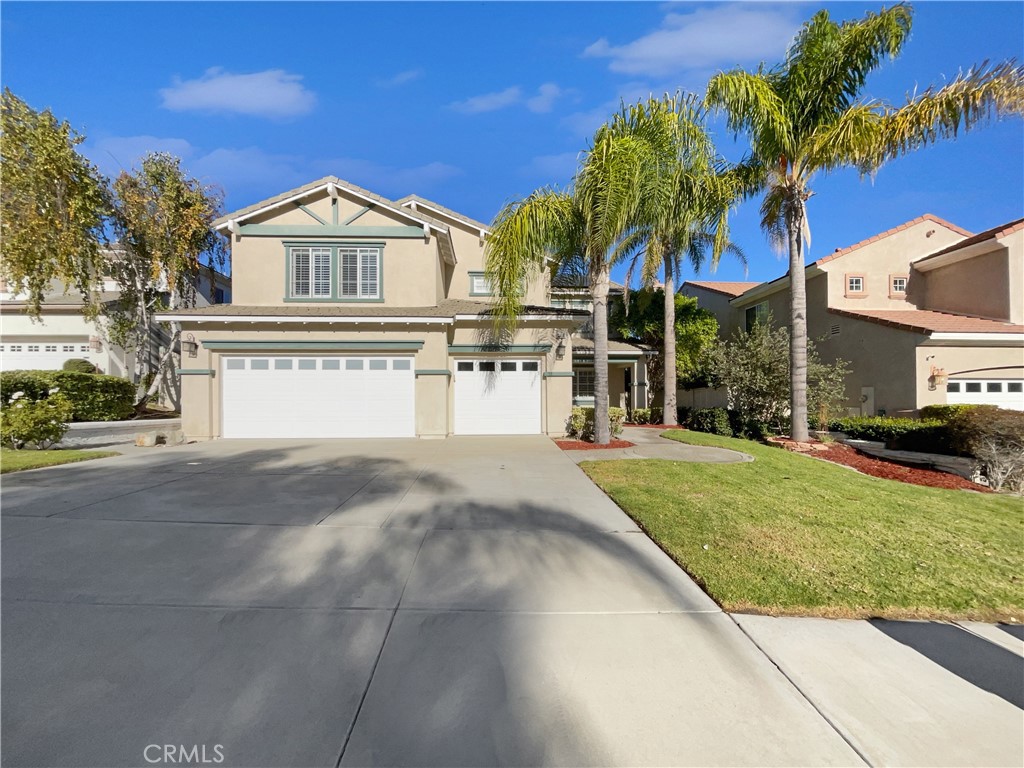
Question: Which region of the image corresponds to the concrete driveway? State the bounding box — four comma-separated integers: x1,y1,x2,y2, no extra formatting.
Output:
0,437,1017,767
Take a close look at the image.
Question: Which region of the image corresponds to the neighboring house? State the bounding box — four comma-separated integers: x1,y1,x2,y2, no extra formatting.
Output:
550,275,652,412
0,262,231,377
682,214,1024,415
157,177,587,440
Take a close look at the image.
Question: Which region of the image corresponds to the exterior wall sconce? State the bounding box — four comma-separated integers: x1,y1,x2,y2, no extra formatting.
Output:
181,333,199,358
89,335,102,352
555,331,567,360
928,365,948,391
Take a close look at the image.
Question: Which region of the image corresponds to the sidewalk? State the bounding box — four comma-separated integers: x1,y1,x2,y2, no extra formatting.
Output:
562,426,754,464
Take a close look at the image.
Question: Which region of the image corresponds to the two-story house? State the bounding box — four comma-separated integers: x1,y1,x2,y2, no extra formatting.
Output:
683,214,1024,415
159,177,586,440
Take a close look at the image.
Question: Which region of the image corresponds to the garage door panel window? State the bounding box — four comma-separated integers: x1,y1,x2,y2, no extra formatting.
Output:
226,359,245,370
345,359,364,370
947,379,1024,410
457,361,473,372
322,359,340,370
250,359,269,370
522,361,539,372
393,359,411,370
298,359,316,370
274,359,293,370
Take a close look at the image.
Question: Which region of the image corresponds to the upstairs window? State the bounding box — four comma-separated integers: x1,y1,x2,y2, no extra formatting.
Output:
339,247,381,299
291,247,331,298
469,272,493,296
846,275,865,296
890,275,907,295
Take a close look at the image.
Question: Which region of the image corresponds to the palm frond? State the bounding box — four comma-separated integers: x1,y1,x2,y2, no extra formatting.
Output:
706,69,791,158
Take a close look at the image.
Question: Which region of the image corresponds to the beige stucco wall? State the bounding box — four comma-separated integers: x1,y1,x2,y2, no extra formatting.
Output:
680,286,742,338
820,220,965,310
915,343,1024,409
229,234,441,307
918,248,1011,321
916,230,1023,323
815,314,925,415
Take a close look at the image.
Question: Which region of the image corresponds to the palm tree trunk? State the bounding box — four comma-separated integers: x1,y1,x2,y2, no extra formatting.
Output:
591,263,612,445
787,204,809,442
662,257,678,426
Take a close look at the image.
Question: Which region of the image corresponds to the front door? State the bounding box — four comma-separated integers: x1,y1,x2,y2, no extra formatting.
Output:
860,386,875,417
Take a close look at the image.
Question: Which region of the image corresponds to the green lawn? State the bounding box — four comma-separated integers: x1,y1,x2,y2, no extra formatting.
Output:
581,430,1024,622
0,447,120,474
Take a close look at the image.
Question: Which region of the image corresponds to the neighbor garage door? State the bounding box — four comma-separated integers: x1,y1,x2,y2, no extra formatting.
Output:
221,356,415,438
454,359,541,435
0,341,92,371
947,379,1024,410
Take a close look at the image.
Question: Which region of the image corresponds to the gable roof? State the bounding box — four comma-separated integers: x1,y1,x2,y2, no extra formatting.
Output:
213,176,449,232
915,217,1024,265
395,194,491,233
828,307,1024,335
814,214,972,266
684,281,762,298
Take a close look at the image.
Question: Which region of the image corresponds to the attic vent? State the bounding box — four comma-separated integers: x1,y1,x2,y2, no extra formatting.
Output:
830,324,841,337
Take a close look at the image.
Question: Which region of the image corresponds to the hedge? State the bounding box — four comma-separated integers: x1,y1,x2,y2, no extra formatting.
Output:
62,358,98,374
1,370,135,422
567,406,626,441
919,404,976,423
829,415,955,455
689,407,733,437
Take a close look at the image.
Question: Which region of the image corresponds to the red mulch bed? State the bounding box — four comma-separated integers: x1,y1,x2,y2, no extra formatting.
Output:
769,439,989,492
554,439,636,451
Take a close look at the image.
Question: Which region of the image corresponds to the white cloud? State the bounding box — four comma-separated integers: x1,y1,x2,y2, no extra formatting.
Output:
561,82,656,138
375,68,424,88
159,67,317,118
583,5,801,77
526,83,565,114
319,158,462,197
449,86,523,114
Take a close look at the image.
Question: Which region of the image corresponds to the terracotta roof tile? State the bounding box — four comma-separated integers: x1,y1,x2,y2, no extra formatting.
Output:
828,308,1024,335
814,214,972,266
684,281,762,297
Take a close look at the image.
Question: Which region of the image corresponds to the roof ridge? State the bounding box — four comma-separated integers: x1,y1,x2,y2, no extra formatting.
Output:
815,214,972,266
916,215,1024,262
396,194,491,232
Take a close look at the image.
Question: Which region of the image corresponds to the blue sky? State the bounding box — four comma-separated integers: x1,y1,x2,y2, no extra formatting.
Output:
3,1,1022,286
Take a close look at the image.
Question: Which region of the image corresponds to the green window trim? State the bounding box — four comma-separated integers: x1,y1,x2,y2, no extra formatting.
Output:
176,368,216,376
415,369,452,376
240,224,423,238
283,241,385,304
202,340,424,351
542,371,575,378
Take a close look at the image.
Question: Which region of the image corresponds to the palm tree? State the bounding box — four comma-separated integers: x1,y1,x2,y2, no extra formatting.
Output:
706,3,1024,441
485,128,655,444
608,94,745,425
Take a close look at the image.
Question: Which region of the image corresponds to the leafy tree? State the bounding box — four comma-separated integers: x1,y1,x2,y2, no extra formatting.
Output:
606,94,745,425
706,4,1024,441
486,126,655,444
0,89,109,316
107,153,226,407
610,289,719,401
704,317,849,437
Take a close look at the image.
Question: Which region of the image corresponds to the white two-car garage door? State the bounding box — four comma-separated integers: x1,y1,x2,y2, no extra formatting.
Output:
221,356,415,438
454,359,541,434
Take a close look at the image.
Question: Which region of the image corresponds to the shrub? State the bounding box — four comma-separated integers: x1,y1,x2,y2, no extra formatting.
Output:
689,407,733,436
62,358,98,374
949,406,1024,492
919,404,976,423
1,391,73,449
677,406,692,426
649,406,663,424
887,423,956,455
566,406,625,441
0,370,135,422
829,415,956,454
631,408,652,425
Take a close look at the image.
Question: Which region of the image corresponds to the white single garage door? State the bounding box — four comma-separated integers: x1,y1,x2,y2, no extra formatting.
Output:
0,342,92,371
947,379,1024,410
221,356,415,438
454,359,541,435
